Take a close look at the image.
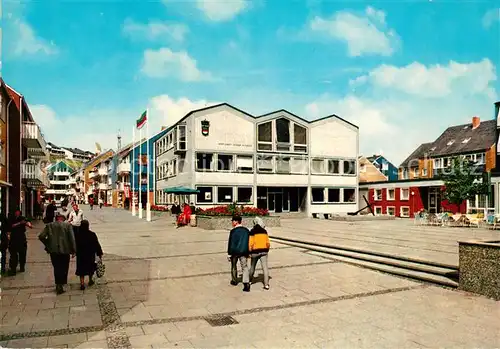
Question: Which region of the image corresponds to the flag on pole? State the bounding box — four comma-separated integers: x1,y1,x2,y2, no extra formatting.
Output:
136,110,147,129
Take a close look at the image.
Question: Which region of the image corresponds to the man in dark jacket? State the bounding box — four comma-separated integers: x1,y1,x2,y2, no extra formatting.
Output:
44,201,57,223
38,214,76,294
8,210,32,275
227,215,251,292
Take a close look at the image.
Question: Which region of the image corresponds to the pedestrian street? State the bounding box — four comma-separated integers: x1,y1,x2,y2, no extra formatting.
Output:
1,207,499,348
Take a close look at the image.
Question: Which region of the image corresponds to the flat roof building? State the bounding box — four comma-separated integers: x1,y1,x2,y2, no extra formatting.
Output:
153,103,359,217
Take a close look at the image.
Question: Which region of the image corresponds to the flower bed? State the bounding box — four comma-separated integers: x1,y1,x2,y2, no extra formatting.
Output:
151,205,169,212
196,204,278,230
196,204,269,217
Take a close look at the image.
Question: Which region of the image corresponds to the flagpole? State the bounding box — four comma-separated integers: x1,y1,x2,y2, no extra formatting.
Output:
138,124,143,219
131,126,136,216
146,108,151,222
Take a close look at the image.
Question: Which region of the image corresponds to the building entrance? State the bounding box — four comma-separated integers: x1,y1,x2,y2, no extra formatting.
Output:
257,187,306,213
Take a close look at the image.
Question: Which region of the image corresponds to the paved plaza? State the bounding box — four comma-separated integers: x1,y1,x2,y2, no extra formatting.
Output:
1,208,499,348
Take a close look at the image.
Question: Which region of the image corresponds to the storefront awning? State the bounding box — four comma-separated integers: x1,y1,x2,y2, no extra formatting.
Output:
163,186,199,194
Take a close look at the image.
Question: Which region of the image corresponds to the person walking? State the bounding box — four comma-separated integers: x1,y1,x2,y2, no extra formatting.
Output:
75,220,103,290
58,204,71,221
227,215,251,292
248,217,271,290
44,200,57,224
89,197,94,210
0,213,8,275
38,214,76,294
68,204,84,234
8,210,32,276
99,198,104,209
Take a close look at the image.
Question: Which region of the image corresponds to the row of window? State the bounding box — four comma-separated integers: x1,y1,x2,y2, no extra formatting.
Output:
257,118,308,153
195,152,357,175
311,187,356,204
373,206,411,217
156,158,180,180
195,186,253,204
401,153,486,179
373,188,410,201
155,125,187,156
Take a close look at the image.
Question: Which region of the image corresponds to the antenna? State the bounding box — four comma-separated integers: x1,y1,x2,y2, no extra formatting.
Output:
117,129,122,150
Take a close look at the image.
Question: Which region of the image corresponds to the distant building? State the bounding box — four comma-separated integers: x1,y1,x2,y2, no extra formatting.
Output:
47,142,94,162
366,155,398,181
45,159,82,203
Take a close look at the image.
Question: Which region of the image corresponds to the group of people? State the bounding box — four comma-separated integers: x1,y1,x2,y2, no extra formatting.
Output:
0,210,33,276
39,202,103,294
227,215,271,292
173,203,193,227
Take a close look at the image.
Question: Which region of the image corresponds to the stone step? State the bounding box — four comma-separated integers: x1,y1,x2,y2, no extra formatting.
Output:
270,237,459,288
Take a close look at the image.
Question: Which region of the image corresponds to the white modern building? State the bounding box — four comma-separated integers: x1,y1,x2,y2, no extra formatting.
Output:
47,142,94,162
154,103,359,216
45,160,78,203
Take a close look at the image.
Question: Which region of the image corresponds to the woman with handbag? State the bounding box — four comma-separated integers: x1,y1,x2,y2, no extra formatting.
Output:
74,220,103,290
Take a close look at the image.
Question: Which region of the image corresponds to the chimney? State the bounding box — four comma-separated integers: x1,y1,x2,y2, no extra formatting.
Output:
472,116,480,129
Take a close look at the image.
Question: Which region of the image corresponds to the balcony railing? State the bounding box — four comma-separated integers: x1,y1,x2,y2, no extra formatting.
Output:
22,122,47,151
98,168,108,176
22,162,44,184
99,183,110,190
118,162,130,173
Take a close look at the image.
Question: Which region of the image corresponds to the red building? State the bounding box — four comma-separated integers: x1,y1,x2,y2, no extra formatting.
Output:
360,113,498,218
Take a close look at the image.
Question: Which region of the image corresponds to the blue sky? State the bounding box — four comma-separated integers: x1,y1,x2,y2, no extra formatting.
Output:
2,0,499,164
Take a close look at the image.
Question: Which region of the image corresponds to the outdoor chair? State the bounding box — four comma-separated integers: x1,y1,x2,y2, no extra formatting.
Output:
465,214,481,228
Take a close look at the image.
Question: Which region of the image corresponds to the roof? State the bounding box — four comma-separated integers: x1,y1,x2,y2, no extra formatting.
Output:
48,159,83,172
429,119,496,157
162,103,358,133
1,80,35,122
366,155,381,163
62,146,93,156
82,149,114,170
399,142,434,168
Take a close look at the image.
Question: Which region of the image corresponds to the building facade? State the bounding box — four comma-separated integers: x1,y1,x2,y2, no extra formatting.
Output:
153,103,359,216
110,144,133,208
2,80,49,217
360,112,499,218
45,160,80,203
47,142,93,162
82,150,114,204
366,155,398,181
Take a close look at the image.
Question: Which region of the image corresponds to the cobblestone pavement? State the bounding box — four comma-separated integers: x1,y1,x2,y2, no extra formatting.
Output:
272,218,500,265
1,207,499,348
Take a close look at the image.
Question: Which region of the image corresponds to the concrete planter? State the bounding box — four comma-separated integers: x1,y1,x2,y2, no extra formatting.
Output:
196,215,281,230
458,240,500,300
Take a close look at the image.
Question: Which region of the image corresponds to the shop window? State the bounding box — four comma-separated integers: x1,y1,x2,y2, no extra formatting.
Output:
196,153,213,171
327,159,340,174
343,160,356,175
236,155,253,172
217,187,233,203
328,188,340,203
217,154,233,171
312,188,325,203
257,156,273,172
237,187,252,203
343,188,356,203
311,159,325,174
196,186,213,203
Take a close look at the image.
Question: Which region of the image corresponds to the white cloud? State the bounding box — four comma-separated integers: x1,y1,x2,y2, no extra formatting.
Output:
353,59,497,98
309,6,399,56
196,0,248,21
30,95,219,153
149,95,218,127
141,48,214,81
122,19,188,42
305,59,498,166
12,20,58,56
482,8,499,28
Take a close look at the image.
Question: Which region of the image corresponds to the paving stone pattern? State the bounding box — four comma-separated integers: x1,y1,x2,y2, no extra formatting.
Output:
1,207,499,348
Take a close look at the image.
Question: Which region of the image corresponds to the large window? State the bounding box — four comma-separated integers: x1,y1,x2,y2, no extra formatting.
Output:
276,118,291,151
257,156,273,172
276,157,291,173
196,153,213,171
311,159,325,174
343,188,356,203
327,159,340,174
312,188,324,203
237,187,252,203
196,186,213,203
328,188,340,203
217,187,233,203
236,155,253,172
257,122,272,151
343,160,356,175
293,124,307,152
217,154,233,171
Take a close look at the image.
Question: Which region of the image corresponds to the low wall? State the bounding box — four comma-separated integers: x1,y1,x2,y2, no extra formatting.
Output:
459,240,500,300
313,214,396,221
196,215,281,230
